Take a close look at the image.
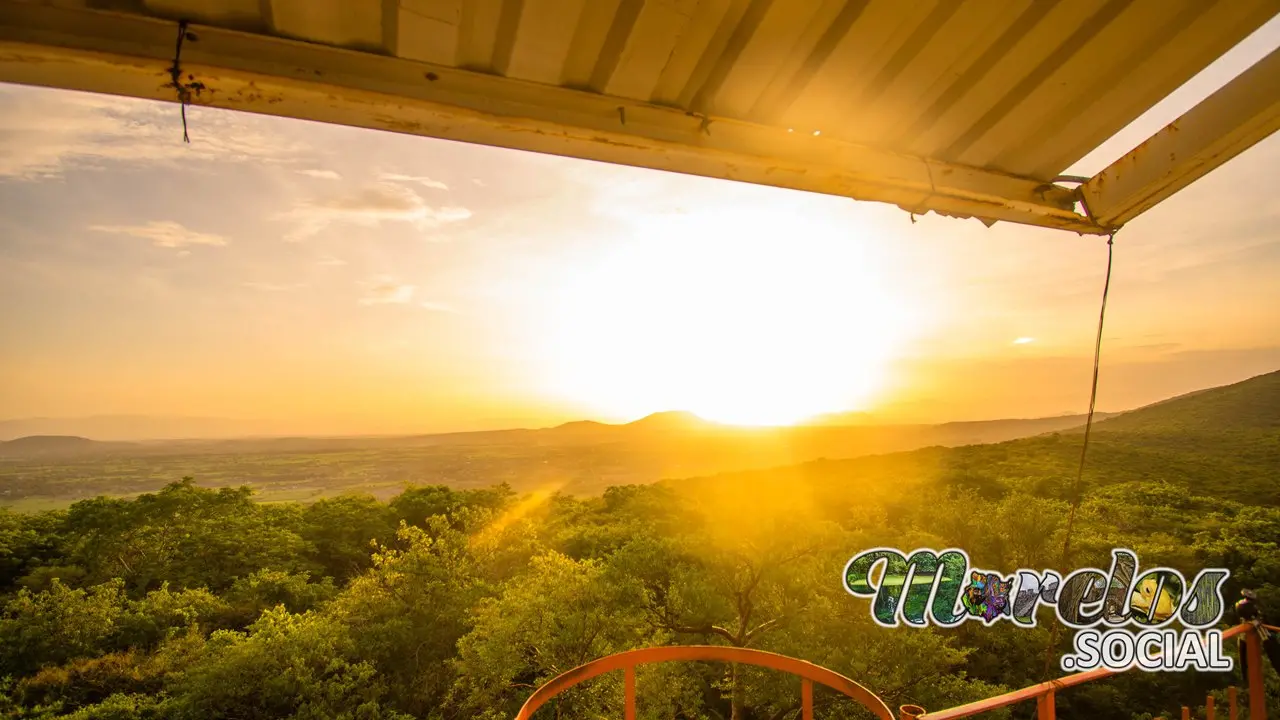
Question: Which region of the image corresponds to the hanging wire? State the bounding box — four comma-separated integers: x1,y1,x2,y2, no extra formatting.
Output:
1060,231,1114,566
1040,230,1116,678
167,20,202,143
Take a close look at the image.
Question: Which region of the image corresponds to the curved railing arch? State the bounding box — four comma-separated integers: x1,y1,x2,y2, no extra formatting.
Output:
513,645,894,720
516,624,1277,720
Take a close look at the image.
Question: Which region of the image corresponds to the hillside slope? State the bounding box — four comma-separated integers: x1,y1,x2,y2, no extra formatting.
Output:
1094,369,1280,434
674,369,1280,510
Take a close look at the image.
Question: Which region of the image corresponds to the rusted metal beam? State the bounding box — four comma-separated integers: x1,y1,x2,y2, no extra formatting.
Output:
0,1,1104,235
1229,686,1238,720
1081,43,1280,229
801,679,814,720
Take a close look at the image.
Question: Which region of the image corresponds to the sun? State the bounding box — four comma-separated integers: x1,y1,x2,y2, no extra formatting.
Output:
541,200,919,426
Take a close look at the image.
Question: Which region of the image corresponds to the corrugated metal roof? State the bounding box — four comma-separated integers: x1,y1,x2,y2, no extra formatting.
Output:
111,0,1274,179
2,0,1279,232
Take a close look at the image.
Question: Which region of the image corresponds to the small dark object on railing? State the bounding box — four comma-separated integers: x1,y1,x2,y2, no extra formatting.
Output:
1235,590,1280,679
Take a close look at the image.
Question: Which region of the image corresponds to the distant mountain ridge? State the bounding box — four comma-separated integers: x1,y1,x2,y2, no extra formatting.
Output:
671,368,1280,509
0,416,254,442
3,370,1276,508
0,436,135,457
6,368,1277,445
0,410,1102,461
3,369,1273,465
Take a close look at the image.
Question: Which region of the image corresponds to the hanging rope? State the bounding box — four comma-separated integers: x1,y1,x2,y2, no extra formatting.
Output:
1040,229,1116,678
1060,231,1114,566
167,20,205,144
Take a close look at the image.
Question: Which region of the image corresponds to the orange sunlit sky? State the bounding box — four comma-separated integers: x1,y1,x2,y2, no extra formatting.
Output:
1,20,1279,439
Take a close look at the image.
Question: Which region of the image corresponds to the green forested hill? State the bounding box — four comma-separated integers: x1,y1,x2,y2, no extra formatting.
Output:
1,372,1278,720
675,369,1280,514
1093,369,1280,435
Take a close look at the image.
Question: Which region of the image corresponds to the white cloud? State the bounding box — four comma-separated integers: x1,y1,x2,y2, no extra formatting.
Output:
356,277,454,310
317,254,347,267
359,278,416,306
380,172,449,190
298,169,342,180
89,221,228,249
278,182,471,240
0,85,307,180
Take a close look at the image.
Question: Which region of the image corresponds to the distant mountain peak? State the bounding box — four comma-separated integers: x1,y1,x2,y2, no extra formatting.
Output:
0,435,111,457
552,419,607,431
626,411,712,429
8,434,93,444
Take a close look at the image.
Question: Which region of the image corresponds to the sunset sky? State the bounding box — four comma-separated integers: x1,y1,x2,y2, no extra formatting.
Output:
1,18,1278,437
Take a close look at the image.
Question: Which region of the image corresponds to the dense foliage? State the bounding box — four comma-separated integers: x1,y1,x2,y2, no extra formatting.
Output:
1,372,1278,720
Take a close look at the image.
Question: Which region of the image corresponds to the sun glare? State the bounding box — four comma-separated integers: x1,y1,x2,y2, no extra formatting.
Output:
543,201,919,426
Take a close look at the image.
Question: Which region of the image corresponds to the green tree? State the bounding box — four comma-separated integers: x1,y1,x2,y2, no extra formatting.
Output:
300,495,396,582
327,510,526,718
167,607,406,720
58,481,315,594
451,551,652,719
220,570,336,628
0,580,127,676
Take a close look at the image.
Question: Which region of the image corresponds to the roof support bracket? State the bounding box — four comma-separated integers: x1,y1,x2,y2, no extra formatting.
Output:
1081,44,1280,230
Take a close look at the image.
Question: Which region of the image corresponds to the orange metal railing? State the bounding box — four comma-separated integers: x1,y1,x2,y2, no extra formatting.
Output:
512,645,894,720
912,623,1274,720
515,623,1275,720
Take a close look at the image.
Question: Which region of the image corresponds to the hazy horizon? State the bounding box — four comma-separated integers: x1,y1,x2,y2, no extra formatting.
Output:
2,405,1111,442
3,359,1278,441
1,365,1273,441
2,16,1279,437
